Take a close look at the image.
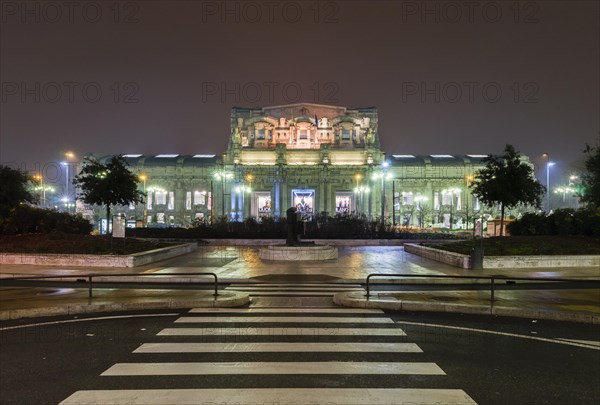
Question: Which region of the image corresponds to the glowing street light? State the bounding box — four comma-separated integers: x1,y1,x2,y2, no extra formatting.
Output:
214,170,234,217
62,151,77,213
354,173,364,213
414,195,428,227
465,174,475,229
139,174,147,225
442,188,461,230
542,153,555,212
33,174,44,207
373,161,391,228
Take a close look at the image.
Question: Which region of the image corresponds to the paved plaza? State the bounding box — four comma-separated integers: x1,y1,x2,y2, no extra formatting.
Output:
1,246,599,319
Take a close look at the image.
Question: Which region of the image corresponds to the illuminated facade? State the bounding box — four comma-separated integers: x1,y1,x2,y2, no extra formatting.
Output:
88,103,526,229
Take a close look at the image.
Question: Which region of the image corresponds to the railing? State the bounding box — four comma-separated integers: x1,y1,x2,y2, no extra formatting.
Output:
0,272,219,298
365,273,600,302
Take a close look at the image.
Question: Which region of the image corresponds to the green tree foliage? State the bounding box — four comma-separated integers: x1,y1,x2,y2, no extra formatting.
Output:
0,165,33,217
580,143,600,207
472,144,544,236
74,155,144,225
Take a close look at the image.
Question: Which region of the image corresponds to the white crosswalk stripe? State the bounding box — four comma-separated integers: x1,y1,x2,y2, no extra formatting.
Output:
188,307,383,314
134,342,423,353
59,306,478,405
60,388,477,405
224,282,366,296
174,316,394,323
158,327,406,336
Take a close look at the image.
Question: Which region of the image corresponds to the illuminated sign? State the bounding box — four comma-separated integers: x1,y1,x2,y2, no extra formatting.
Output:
335,193,352,214
292,189,314,220
256,192,272,217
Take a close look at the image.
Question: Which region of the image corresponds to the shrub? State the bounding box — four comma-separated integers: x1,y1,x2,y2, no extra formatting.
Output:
0,205,92,235
126,212,460,240
508,208,600,237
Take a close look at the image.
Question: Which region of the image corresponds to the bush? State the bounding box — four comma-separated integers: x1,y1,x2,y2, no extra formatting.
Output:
0,205,92,235
127,213,460,240
508,208,600,237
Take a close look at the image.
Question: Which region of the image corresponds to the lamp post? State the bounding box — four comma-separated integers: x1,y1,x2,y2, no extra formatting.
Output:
414,195,428,227
555,186,575,204
542,153,555,212
139,174,147,226
354,173,362,213
465,175,474,230
214,170,233,218
245,173,254,217
381,161,389,229
33,174,44,207
546,161,555,211
443,188,461,230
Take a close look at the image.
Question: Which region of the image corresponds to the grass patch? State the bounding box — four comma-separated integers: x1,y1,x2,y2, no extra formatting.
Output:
429,235,600,256
0,233,174,255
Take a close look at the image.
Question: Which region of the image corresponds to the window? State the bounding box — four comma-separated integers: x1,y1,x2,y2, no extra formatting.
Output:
299,130,307,140
157,213,165,224
342,129,350,140
194,191,206,205
155,191,167,205
474,196,480,211
168,192,175,210
186,192,192,210
442,192,452,206
257,129,265,139
402,192,414,205
147,193,153,210
456,193,462,211
434,192,440,210
207,192,212,210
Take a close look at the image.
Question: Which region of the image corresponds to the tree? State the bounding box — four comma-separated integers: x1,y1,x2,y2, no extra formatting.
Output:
472,144,544,236
74,155,144,227
580,143,600,207
0,165,33,217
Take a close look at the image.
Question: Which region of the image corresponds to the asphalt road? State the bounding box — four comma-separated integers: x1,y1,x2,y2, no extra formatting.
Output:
1,309,599,405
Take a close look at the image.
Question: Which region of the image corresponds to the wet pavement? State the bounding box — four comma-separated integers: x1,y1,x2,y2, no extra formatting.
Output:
1,246,599,320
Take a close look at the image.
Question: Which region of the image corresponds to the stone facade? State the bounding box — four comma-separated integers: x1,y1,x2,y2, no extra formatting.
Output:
85,103,528,229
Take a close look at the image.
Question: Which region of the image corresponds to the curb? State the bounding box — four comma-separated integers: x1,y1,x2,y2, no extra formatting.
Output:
333,292,600,324
0,292,250,321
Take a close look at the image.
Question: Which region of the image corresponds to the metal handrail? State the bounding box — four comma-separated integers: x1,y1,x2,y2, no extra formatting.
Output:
365,273,600,302
0,272,219,298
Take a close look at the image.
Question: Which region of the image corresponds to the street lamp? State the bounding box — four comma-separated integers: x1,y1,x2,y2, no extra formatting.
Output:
354,173,363,213
442,188,461,230
61,151,77,213
547,161,555,211
139,174,147,225
555,186,575,204
372,161,391,229
465,175,474,229
542,153,555,212
33,174,44,207
414,195,428,227
214,170,233,218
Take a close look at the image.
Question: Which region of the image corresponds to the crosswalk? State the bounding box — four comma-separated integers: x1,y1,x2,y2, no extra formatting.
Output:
59,307,477,405
223,282,365,296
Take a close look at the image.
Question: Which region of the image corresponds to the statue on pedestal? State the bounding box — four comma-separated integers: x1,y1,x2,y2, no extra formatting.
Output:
286,207,300,246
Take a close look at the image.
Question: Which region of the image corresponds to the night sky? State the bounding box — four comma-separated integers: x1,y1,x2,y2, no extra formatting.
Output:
1,0,598,185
